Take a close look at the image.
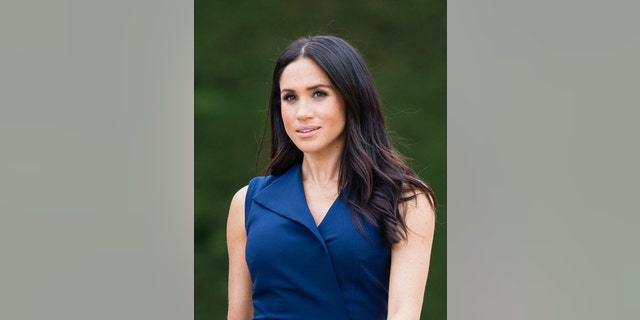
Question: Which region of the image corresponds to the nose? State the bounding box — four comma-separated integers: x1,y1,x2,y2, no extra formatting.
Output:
295,98,313,120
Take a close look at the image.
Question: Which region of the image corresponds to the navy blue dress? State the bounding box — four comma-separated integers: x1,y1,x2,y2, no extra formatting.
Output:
245,163,391,320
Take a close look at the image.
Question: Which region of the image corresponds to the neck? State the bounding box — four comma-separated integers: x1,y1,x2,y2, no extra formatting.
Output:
301,153,341,186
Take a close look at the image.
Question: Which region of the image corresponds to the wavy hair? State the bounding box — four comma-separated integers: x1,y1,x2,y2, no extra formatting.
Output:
262,35,435,245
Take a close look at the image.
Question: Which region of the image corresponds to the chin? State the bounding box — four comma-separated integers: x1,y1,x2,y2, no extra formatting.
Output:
290,136,345,156
294,145,320,154
292,142,321,154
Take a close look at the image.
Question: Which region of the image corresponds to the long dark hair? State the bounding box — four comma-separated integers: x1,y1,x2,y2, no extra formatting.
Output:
262,35,435,245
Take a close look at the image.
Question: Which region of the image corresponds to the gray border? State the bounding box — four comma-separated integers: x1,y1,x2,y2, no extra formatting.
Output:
450,1,640,319
0,1,193,319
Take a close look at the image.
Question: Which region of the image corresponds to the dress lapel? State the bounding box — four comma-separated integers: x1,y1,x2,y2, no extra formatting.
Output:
251,164,325,243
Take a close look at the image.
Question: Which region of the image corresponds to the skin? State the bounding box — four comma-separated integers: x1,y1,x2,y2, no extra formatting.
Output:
226,57,435,320
279,58,347,225
226,185,252,320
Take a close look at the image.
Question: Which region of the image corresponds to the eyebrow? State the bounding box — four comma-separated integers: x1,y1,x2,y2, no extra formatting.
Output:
280,84,334,93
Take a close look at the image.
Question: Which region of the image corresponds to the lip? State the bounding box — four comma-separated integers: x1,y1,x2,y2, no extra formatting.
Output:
295,126,320,138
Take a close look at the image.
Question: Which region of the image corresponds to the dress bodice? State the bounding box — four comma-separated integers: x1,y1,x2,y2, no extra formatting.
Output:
245,164,391,320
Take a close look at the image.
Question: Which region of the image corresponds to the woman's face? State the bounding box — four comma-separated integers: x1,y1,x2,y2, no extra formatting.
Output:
279,58,347,157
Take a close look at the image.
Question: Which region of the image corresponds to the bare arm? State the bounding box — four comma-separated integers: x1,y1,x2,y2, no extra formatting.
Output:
387,192,436,320
226,186,253,320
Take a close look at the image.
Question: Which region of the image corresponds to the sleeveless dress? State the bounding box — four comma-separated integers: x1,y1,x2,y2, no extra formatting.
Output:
244,163,391,320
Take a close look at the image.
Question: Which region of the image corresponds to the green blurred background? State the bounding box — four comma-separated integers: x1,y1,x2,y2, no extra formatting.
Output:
195,1,446,319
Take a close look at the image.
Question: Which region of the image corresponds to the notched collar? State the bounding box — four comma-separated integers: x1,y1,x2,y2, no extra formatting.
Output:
251,163,323,240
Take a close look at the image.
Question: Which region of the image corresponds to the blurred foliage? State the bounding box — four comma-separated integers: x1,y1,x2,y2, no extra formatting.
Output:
195,0,446,319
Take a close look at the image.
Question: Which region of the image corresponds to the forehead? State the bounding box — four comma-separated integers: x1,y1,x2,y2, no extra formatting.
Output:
279,58,332,89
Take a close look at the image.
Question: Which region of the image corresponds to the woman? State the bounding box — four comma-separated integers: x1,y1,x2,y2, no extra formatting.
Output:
227,35,436,320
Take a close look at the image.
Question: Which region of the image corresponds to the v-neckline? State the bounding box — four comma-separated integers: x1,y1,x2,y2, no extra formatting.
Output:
299,176,342,228
314,195,341,228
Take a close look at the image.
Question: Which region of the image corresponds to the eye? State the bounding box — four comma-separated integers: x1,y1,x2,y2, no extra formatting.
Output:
312,91,327,98
282,94,297,102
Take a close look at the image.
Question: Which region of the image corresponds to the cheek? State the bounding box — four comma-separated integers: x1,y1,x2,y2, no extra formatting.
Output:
280,108,295,131
332,106,347,129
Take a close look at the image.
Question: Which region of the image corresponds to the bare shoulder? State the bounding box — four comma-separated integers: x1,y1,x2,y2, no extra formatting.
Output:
400,188,436,240
227,185,249,235
402,187,435,216
229,185,249,212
